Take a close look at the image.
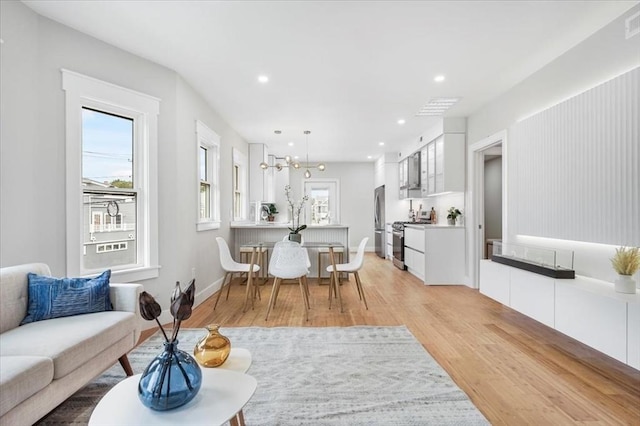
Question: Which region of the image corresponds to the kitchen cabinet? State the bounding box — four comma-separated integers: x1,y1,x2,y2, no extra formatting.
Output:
424,227,465,284
399,152,421,199
420,134,465,197
398,158,407,199
248,144,274,202
385,223,393,260
404,225,425,280
404,225,465,284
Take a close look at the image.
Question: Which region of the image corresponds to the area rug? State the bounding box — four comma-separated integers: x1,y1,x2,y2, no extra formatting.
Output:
37,326,488,425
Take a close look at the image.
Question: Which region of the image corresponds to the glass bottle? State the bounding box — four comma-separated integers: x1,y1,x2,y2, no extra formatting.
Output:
138,340,202,411
193,324,231,367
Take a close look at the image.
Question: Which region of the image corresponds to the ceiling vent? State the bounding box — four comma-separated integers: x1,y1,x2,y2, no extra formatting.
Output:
415,97,461,116
626,11,640,39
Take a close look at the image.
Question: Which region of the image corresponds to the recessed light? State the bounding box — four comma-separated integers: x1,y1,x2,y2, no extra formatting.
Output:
397,119,405,125
434,75,445,83
367,155,373,159
294,155,299,159
288,142,294,146
378,142,385,146
258,75,269,83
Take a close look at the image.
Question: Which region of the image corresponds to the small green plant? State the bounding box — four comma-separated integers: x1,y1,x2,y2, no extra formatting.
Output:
610,246,640,276
447,207,462,220
267,203,278,215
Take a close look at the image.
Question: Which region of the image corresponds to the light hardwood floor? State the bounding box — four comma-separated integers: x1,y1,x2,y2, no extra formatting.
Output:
147,253,640,425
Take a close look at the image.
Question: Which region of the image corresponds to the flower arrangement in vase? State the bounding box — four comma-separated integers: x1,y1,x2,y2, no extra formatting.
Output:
285,185,308,242
138,279,202,410
610,246,640,294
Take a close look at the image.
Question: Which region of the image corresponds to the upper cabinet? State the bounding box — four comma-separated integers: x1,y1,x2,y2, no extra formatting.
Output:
249,144,274,202
399,152,421,199
420,133,465,197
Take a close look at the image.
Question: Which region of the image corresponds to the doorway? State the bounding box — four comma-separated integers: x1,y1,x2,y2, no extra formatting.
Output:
467,130,507,289
483,147,503,258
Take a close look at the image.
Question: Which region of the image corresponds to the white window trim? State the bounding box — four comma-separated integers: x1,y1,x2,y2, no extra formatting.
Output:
62,69,160,281
196,120,221,231
303,178,341,225
232,148,248,221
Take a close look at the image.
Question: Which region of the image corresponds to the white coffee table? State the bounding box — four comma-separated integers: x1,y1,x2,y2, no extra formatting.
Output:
89,348,255,426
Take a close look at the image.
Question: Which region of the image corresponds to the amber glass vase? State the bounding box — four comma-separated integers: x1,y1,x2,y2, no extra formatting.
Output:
193,324,231,367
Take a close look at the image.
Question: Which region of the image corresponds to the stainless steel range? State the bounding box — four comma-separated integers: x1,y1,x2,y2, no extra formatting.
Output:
392,222,407,270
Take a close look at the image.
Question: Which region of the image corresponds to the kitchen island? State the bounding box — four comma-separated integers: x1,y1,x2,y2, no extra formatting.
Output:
404,223,466,285
230,223,349,277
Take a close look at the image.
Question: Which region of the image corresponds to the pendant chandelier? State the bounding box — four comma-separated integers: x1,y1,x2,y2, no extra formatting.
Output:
258,130,325,178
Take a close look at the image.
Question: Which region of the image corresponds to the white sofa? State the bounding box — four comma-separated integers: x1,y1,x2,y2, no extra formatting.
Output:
0,263,142,426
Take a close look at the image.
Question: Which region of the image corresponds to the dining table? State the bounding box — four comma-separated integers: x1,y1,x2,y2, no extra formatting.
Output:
240,241,347,313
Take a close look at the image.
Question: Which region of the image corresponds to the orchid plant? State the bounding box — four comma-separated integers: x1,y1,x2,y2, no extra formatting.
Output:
285,185,309,234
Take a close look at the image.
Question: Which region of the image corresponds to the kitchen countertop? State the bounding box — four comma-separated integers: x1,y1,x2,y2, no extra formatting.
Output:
230,222,347,229
404,224,465,229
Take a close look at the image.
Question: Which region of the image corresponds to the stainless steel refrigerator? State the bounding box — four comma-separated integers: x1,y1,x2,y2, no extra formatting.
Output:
374,185,385,258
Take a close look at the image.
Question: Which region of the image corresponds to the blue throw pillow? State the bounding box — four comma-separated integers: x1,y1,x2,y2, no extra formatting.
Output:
21,270,112,325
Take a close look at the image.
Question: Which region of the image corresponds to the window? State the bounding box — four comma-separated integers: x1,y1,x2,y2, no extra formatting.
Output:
196,120,220,231
232,148,248,221
105,212,124,231
62,69,160,281
304,179,340,225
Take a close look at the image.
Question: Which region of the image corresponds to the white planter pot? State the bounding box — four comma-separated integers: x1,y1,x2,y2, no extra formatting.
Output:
614,275,636,294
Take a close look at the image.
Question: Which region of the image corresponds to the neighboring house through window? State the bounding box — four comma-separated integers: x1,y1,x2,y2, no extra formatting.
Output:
62,69,160,281
196,120,220,231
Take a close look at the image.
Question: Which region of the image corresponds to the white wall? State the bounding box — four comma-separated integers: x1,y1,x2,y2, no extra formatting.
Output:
0,1,41,267
0,2,249,315
467,5,640,282
289,162,374,252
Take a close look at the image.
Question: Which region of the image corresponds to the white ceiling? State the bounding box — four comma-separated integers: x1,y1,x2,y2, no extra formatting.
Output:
23,0,637,163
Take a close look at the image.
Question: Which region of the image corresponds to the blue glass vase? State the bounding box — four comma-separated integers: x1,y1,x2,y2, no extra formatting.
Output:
138,340,202,411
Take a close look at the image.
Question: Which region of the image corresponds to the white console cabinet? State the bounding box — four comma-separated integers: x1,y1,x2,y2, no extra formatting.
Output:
479,260,640,369
510,268,555,328
555,280,627,363
479,259,510,305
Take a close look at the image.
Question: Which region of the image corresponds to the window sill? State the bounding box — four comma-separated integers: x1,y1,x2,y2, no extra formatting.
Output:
109,265,161,282
197,221,221,232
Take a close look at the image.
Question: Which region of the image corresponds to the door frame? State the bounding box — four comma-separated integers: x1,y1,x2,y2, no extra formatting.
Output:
302,178,340,225
466,130,507,289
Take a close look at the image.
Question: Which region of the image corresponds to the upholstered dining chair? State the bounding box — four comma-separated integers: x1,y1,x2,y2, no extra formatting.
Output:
265,241,311,321
214,237,261,310
327,237,369,311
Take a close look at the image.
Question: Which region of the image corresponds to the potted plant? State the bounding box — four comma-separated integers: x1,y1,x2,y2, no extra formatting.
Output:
610,246,640,293
267,203,278,222
285,185,308,243
447,207,462,226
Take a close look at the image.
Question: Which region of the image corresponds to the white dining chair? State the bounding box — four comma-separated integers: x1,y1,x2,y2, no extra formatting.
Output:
327,237,369,311
265,241,311,321
214,237,261,311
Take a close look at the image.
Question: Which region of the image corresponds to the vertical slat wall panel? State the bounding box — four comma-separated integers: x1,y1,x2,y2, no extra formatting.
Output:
509,68,639,246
